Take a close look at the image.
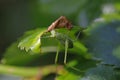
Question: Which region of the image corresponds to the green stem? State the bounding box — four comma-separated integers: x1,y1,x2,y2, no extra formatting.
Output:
0,64,65,77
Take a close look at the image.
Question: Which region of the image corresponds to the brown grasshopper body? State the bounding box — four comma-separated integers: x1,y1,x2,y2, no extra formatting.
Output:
47,16,73,32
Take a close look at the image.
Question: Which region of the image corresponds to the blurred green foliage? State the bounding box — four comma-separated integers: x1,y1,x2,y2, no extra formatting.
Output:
1,0,120,80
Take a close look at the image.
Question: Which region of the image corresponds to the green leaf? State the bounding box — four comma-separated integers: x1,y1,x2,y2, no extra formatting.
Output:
2,42,40,66
81,65,118,80
56,71,80,80
17,26,88,60
81,20,120,67
18,28,46,53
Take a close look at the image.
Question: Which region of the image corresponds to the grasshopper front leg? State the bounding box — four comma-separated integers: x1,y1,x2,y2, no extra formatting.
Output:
55,43,60,64
64,39,68,64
